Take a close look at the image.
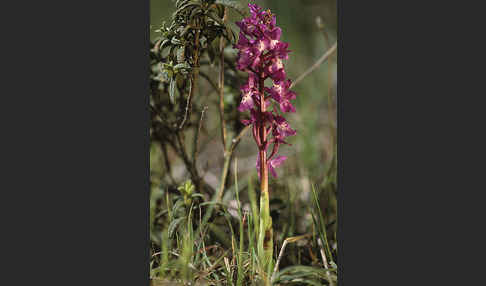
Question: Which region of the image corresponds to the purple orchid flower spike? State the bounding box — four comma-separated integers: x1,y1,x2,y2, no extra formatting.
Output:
235,3,297,180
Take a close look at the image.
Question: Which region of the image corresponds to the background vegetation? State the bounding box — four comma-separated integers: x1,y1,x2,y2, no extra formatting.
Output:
150,0,337,285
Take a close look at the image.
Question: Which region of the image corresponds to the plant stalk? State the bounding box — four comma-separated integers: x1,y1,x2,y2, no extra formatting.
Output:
257,75,273,277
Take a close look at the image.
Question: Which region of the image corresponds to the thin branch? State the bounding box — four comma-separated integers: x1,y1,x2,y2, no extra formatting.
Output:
179,84,193,129
192,106,208,169
216,8,231,204
175,131,200,190
179,29,201,130
325,35,337,172
218,7,229,150
217,154,231,203
152,124,216,196
216,125,250,203
291,41,337,89
175,132,194,176
230,125,250,153
199,71,219,93
150,103,171,127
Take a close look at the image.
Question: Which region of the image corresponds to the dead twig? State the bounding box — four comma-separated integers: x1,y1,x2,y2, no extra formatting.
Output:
272,234,312,282
218,7,229,149
291,42,337,89
216,125,250,203
199,71,219,93
230,126,250,153
192,106,208,170
318,238,335,286
179,29,201,130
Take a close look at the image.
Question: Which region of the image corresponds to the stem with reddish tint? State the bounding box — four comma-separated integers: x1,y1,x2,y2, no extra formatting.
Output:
259,75,268,195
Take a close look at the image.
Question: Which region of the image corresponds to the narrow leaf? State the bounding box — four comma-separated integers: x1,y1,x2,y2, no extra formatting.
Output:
169,77,176,104
168,216,186,237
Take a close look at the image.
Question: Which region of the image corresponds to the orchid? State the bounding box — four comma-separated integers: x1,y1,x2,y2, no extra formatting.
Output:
235,3,298,272
235,3,297,179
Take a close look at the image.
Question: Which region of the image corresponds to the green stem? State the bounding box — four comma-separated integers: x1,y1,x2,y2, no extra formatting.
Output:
216,151,231,203
257,75,273,279
258,183,273,276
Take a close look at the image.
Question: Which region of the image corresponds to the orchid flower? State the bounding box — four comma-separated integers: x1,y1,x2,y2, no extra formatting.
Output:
235,3,297,179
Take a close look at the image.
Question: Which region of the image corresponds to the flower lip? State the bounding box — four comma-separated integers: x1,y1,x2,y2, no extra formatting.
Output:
274,115,296,137
269,156,287,178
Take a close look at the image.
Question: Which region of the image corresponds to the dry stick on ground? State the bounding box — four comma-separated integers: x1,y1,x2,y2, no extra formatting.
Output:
318,238,335,286
290,41,337,89
271,234,312,282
